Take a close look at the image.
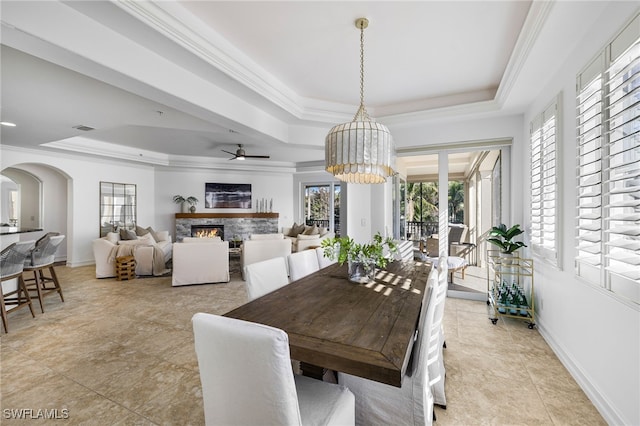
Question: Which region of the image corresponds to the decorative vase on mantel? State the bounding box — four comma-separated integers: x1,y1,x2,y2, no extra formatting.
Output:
189,205,196,213
182,203,189,213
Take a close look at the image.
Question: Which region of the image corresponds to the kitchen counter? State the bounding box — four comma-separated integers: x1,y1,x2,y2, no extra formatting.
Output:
0,227,43,235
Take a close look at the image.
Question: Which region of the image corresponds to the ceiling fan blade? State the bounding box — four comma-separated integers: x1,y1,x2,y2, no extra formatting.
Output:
244,155,270,159
221,150,237,156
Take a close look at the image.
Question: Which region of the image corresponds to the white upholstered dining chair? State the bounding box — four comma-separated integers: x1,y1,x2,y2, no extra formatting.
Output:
244,256,289,301
337,258,447,426
288,250,320,281
431,256,449,408
192,312,355,426
316,247,337,269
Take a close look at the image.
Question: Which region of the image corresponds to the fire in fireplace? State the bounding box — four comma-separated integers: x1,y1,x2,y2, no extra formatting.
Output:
191,225,224,240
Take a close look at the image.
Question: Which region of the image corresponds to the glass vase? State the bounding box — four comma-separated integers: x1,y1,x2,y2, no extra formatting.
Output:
348,260,376,284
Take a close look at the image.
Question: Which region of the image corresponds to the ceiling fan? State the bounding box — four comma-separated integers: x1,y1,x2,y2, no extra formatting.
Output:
221,144,270,161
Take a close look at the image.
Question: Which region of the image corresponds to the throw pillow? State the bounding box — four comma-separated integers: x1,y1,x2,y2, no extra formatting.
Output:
119,228,137,240
135,226,149,237
319,227,330,237
292,223,306,236
137,233,156,245
146,226,160,242
155,230,170,242
303,224,319,235
106,232,120,244
287,223,299,237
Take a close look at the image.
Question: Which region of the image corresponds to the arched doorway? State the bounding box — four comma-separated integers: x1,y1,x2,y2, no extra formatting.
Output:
1,163,71,262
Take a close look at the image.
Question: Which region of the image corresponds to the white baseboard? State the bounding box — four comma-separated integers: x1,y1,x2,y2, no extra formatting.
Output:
536,318,624,425
65,259,94,268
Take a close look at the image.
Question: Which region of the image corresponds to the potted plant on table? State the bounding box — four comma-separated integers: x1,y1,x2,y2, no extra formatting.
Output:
321,233,398,283
173,195,199,213
487,223,527,263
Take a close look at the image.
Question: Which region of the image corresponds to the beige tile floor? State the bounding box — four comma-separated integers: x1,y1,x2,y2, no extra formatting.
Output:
1,264,605,425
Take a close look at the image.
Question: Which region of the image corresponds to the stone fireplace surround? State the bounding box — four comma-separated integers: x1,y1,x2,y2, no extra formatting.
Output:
175,213,278,242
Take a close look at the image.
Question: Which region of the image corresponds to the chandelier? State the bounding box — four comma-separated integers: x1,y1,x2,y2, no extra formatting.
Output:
325,18,395,184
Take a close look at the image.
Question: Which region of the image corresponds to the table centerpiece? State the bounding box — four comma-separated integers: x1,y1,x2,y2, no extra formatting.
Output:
321,232,398,283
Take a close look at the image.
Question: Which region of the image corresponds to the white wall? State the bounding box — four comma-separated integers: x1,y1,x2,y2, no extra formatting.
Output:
1,146,156,267
155,167,294,240
370,181,394,239
344,183,371,244
520,4,639,425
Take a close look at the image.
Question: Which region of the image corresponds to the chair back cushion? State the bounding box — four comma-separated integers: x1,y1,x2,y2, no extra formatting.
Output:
288,250,320,281
244,257,289,301
192,313,302,426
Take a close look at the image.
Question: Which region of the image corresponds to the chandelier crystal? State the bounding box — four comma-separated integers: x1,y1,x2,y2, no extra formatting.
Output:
325,18,395,184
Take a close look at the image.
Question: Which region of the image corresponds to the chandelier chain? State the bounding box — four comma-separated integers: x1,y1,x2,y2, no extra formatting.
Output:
355,19,370,121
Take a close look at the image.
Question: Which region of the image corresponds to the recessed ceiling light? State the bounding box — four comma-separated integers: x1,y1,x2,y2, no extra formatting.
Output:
0,122,16,127
72,124,95,131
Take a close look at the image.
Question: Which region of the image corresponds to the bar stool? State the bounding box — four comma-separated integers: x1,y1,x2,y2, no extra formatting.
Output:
1,240,36,333
23,233,66,313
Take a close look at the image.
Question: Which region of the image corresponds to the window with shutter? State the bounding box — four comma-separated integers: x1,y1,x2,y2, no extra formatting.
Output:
530,98,560,266
575,14,639,305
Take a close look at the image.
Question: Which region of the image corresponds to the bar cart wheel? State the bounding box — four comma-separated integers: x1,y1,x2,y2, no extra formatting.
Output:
527,323,536,329
490,318,498,325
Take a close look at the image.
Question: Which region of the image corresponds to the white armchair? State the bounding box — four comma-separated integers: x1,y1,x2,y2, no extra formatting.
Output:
172,240,229,286
240,237,291,280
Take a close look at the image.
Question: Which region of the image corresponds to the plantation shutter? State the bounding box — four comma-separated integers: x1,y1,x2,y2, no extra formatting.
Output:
530,99,559,264
575,13,639,304
576,56,604,285
604,30,640,303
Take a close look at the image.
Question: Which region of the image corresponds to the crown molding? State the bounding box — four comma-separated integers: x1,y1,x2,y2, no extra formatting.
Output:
43,137,298,173
113,0,307,119
495,1,554,105
113,0,541,126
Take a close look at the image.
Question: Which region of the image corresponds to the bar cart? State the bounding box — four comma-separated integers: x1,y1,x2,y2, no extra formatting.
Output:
486,250,535,329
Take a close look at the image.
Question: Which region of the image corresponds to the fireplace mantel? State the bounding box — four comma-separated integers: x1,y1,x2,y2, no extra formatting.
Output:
175,213,278,219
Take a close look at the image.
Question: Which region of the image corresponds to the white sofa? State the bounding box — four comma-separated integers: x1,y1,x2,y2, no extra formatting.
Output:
240,233,292,280
172,239,229,286
92,228,172,278
282,224,335,252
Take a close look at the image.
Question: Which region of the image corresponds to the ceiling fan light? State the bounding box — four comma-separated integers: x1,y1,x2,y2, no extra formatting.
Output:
236,156,245,160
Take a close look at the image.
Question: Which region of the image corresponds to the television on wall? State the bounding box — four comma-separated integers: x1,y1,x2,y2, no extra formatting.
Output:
205,183,251,209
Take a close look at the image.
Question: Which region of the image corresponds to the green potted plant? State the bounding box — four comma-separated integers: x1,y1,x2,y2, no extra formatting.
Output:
173,195,199,213
321,233,398,283
487,223,527,264
487,224,527,253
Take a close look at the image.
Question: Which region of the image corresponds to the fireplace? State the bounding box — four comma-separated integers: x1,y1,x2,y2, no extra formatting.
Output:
191,225,224,240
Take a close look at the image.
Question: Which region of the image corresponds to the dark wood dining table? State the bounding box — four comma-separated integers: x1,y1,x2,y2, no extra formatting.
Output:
224,260,431,387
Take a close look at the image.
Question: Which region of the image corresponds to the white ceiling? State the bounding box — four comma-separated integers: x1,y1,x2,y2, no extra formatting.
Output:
0,1,612,172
